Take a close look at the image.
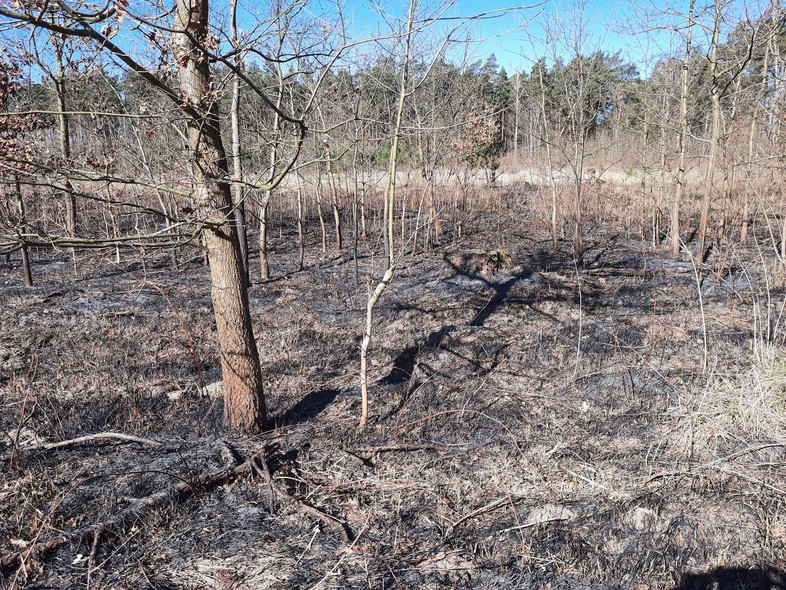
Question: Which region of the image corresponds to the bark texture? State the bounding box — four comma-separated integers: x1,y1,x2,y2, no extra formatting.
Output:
174,0,266,431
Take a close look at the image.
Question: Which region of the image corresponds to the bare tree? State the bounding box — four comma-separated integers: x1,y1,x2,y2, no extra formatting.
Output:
0,0,329,431
0,58,40,286
534,57,560,250
359,0,416,428
172,0,268,429
540,2,633,261
696,0,724,271
258,21,286,281
670,1,695,257
695,0,756,272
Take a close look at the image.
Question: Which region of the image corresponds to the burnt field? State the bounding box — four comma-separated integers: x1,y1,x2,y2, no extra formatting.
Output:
1,214,786,590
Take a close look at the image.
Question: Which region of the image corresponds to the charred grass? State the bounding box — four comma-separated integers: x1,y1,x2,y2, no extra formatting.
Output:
1,208,786,589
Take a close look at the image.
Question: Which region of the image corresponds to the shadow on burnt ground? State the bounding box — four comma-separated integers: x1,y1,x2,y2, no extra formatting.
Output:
16,384,227,442
382,325,454,386
674,566,786,590
467,271,532,327
279,388,340,426
375,239,705,426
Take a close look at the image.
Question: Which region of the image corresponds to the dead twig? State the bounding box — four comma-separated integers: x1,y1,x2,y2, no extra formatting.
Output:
250,449,275,510
346,443,450,459
498,516,570,533
644,443,786,487
708,442,786,464
304,513,370,590
450,495,523,529
0,537,68,577
0,446,259,578
21,431,163,452
251,452,355,543
296,502,355,543
645,467,786,496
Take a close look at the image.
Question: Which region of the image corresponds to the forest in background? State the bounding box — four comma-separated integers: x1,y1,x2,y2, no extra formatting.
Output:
2,0,785,264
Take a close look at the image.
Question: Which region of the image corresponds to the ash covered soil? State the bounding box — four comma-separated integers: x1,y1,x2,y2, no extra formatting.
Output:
1,221,786,589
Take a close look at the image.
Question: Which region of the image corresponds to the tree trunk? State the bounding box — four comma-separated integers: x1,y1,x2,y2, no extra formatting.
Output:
382,184,390,267
296,173,305,271
15,178,32,287
316,170,327,252
360,183,367,242
400,186,406,245
230,0,250,286
742,34,771,244
257,39,284,280
352,141,361,282
697,0,722,274
327,152,343,251
657,90,667,246
572,136,585,261
670,0,694,257
536,64,558,250
781,194,786,261
174,0,266,432
513,73,520,160
259,193,271,280
427,175,439,248
54,47,77,247
360,0,414,427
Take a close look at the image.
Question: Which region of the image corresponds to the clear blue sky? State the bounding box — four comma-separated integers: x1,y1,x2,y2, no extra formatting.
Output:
1,0,762,82
335,0,766,78
335,0,675,76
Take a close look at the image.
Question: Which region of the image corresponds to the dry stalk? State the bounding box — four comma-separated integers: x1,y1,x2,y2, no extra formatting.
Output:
20,431,162,452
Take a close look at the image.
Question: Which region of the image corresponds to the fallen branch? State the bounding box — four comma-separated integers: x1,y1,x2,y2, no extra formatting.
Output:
346,443,449,459
0,448,257,578
250,453,355,543
0,444,355,579
297,502,355,543
21,431,163,452
0,537,69,577
644,444,786,488
451,495,521,529
360,264,396,427
498,516,569,533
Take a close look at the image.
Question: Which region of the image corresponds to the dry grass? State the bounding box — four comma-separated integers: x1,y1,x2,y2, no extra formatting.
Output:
2,181,786,589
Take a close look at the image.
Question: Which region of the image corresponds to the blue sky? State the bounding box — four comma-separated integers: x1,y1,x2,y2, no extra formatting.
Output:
334,0,678,75
334,0,764,77
4,0,757,82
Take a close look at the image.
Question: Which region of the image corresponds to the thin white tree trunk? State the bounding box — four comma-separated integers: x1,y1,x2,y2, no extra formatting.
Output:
671,0,694,256
360,0,415,428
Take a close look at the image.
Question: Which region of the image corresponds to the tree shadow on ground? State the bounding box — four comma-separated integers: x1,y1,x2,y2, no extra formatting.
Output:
443,257,531,327
279,388,340,425
383,326,454,385
674,566,786,590
468,272,530,327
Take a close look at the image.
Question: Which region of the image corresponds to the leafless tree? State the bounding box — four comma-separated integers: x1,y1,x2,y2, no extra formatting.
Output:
0,0,343,431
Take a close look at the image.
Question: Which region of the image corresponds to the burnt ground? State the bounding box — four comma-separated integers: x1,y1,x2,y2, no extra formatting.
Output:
1,217,786,590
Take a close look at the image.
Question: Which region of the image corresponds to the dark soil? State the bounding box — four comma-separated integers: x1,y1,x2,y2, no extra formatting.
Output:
1,219,785,589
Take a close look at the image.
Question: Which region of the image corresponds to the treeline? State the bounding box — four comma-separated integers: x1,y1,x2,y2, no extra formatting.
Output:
3,2,785,262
